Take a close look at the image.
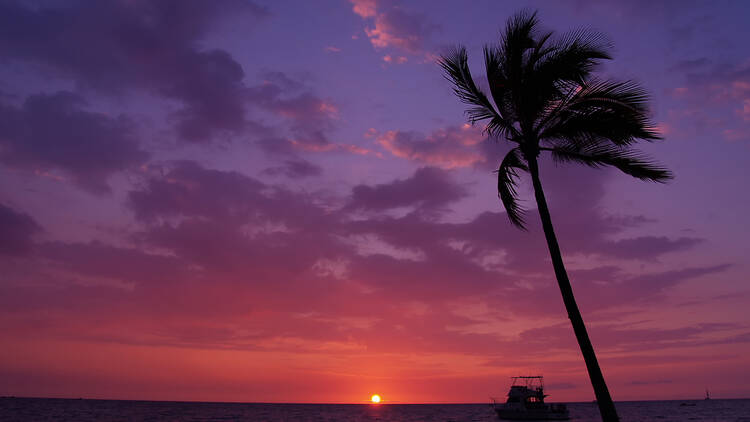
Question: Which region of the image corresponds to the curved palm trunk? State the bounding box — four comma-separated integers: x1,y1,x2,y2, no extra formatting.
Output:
527,156,619,422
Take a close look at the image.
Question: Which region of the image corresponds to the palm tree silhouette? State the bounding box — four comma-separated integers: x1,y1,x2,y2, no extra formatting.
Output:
439,10,671,422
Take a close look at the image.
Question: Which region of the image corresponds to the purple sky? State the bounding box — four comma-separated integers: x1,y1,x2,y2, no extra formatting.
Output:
1,0,750,403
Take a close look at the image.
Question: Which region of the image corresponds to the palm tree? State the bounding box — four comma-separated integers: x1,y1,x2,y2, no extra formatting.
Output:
439,11,671,422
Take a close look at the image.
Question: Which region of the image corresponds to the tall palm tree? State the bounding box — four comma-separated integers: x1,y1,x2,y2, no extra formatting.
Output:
439,11,671,422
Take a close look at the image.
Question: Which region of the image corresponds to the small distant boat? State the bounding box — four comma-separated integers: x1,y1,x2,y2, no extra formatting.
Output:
492,376,569,420
680,389,711,406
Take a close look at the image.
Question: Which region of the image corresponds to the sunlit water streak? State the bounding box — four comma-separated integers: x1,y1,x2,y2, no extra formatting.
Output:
1,397,749,421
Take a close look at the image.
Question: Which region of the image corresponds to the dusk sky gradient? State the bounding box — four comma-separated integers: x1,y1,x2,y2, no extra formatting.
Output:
1,0,750,404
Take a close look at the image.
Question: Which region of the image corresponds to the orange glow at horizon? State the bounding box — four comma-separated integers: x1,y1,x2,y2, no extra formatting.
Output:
370,394,381,403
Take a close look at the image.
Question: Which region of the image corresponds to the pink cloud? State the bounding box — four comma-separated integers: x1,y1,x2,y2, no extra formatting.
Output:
247,72,362,156
383,55,408,64
290,140,381,157
365,11,423,53
664,60,750,142
349,0,376,18
739,99,750,121
654,122,672,136
249,81,338,129
672,87,689,96
722,128,749,141
244,73,386,158
349,0,436,56
374,125,487,168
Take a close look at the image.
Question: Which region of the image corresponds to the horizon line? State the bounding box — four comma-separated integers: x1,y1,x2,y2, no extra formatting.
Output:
3,396,748,405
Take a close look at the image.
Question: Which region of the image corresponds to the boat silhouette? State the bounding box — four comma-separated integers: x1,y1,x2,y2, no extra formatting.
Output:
492,376,569,420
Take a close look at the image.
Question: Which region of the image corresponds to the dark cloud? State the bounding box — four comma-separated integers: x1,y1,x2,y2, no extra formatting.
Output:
141,219,262,273
128,161,266,222
0,203,40,256
166,49,248,141
572,0,702,19
375,132,695,262
127,161,342,279
564,263,733,313
518,320,739,353
706,331,750,345
345,165,702,276
247,73,340,152
130,161,336,234
540,163,704,260
348,167,467,211
627,379,673,386
666,58,750,140
622,264,732,295
668,57,711,73
0,0,267,142
140,219,338,278
0,161,725,356
0,91,148,194
546,383,578,390
683,60,750,91
256,136,298,156
597,236,703,260
262,160,323,178
125,162,494,302
39,241,188,285
242,73,378,158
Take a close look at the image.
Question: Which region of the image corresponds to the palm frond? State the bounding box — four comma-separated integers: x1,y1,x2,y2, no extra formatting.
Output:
534,29,612,85
495,147,530,229
569,79,652,114
484,45,523,139
539,79,661,145
525,31,611,130
500,9,538,69
543,141,672,182
484,45,512,119
440,46,518,139
526,30,555,70
439,47,498,124
498,10,539,130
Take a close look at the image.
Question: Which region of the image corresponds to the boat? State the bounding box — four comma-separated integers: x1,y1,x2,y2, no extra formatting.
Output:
492,376,570,420
705,389,710,400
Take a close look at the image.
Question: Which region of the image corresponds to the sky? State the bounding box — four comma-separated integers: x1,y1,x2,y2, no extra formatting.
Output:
1,0,750,404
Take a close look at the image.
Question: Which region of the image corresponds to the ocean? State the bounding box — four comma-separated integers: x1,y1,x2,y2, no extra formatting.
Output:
1,397,749,421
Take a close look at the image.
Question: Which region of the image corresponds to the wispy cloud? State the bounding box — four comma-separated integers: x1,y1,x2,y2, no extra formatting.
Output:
349,0,438,62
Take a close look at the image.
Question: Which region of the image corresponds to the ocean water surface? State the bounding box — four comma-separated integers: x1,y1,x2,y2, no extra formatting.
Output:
1,397,749,421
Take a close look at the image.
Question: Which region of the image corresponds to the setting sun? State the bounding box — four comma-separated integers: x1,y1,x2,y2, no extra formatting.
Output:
370,394,381,404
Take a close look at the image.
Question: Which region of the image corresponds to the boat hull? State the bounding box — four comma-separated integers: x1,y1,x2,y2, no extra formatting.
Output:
496,407,570,420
